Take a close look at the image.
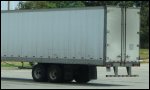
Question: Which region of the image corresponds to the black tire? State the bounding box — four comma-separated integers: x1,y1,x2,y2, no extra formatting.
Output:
63,71,74,83
32,64,47,82
74,66,90,83
47,65,63,83
63,78,74,83
74,74,90,83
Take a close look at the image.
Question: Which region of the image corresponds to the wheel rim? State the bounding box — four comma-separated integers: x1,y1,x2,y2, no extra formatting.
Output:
49,69,57,80
34,68,42,79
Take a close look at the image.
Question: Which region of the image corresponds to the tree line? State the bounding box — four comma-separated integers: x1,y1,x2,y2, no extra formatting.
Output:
16,1,149,49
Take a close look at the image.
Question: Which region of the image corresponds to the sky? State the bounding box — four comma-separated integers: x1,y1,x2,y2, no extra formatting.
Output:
1,1,19,10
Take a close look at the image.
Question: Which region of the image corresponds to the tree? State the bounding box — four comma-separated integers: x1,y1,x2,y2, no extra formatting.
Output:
140,4,149,48
17,1,85,10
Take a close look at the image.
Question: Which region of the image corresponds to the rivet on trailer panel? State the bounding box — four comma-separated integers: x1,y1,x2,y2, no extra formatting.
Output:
107,44,109,47
64,57,67,59
137,32,140,34
107,57,109,60
136,57,140,60
107,30,110,33
107,10,110,13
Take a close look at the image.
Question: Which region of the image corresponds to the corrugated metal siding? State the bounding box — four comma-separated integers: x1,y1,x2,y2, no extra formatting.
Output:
1,8,105,63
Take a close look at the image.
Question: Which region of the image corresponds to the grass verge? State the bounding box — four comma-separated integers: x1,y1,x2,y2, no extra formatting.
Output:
1,62,31,68
140,49,149,60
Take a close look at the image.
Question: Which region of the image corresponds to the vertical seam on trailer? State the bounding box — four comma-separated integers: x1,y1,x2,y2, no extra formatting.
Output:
121,7,123,65
103,6,107,65
124,7,127,63
139,9,141,61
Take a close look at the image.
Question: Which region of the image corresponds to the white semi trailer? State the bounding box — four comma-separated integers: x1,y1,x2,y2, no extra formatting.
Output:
1,6,140,83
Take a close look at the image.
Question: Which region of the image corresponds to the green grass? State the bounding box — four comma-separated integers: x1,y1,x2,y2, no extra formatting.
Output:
1,62,31,67
140,49,149,59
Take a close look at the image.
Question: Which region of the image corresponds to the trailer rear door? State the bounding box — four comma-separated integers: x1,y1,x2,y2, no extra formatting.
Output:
106,7,140,64
106,7,122,62
125,8,140,62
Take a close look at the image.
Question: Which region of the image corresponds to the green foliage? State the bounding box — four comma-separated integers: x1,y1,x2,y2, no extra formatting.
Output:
140,5,149,48
17,1,149,49
17,1,85,9
17,1,55,9
54,1,85,8
140,49,149,59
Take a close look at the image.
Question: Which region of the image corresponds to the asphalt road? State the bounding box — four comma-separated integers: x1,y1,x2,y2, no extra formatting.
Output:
1,64,149,89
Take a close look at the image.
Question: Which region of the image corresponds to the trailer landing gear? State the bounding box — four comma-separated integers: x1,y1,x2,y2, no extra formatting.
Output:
106,63,139,77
